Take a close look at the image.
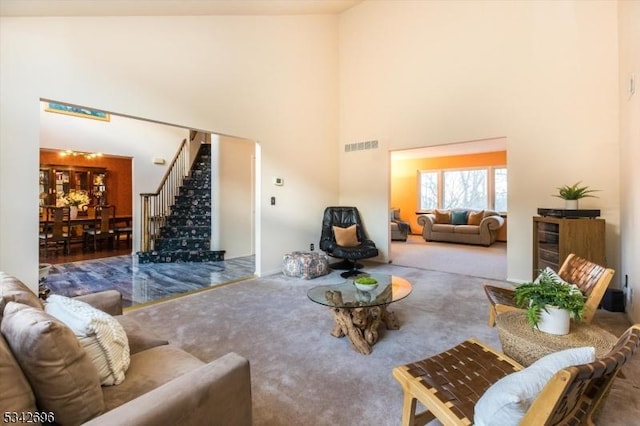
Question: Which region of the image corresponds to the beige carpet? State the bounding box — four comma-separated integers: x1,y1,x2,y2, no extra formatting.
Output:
125,263,638,425
390,234,507,280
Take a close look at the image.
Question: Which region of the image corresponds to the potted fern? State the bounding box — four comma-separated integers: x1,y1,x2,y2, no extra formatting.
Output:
514,271,586,335
553,181,599,209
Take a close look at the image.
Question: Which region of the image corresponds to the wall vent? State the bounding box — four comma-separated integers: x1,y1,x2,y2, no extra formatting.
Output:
344,140,379,152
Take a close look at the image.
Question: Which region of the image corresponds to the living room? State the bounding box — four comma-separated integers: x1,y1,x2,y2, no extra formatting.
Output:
1,0,639,424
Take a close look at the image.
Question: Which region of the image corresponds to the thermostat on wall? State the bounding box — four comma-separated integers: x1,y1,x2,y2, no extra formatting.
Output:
273,177,284,186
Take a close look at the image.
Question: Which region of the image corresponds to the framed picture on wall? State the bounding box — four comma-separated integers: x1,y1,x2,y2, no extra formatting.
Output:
45,102,110,122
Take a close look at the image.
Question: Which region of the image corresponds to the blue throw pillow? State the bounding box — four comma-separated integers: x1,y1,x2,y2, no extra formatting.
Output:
451,210,468,225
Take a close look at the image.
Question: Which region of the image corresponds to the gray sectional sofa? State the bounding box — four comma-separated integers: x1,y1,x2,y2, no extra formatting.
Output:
0,271,252,426
417,209,504,246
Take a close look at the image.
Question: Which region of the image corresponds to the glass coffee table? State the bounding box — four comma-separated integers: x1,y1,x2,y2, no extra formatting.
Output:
307,274,412,354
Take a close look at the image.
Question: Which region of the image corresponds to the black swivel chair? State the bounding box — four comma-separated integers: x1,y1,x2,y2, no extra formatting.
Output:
319,206,379,278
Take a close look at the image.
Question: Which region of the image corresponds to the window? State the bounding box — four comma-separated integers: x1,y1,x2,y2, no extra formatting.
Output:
419,171,438,211
494,167,508,212
418,166,507,212
443,169,487,210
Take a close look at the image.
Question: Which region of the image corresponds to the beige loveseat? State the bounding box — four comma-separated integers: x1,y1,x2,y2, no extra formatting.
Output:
417,209,504,246
0,271,252,426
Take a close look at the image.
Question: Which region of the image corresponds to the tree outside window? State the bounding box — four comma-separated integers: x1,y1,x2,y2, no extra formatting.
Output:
418,166,507,212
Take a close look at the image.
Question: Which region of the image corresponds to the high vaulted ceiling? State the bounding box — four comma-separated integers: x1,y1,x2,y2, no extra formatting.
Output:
0,0,363,17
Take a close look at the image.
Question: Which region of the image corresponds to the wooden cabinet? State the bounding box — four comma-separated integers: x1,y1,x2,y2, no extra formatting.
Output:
532,216,605,279
39,165,107,206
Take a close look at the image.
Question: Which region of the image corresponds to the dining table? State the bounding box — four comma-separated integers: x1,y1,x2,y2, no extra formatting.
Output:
39,207,132,251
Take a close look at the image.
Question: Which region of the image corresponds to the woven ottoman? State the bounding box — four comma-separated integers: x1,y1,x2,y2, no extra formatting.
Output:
282,251,329,279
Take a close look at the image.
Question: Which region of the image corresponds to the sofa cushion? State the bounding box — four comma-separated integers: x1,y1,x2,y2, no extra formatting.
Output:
434,210,450,224
468,210,484,225
333,224,359,247
0,272,43,317
451,210,469,225
454,225,481,234
45,295,130,386
1,302,104,425
432,224,455,233
101,344,205,411
116,315,169,355
0,333,37,415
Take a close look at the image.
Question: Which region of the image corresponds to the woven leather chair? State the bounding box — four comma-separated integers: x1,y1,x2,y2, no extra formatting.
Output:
484,254,615,327
392,324,640,426
319,206,379,278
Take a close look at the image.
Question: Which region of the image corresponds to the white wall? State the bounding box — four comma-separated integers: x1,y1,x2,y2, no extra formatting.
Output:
618,0,640,323
219,135,255,259
339,0,621,283
0,15,339,287
40,103,189,252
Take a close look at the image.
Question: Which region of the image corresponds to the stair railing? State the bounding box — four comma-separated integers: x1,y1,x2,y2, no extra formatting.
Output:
140,138,190,251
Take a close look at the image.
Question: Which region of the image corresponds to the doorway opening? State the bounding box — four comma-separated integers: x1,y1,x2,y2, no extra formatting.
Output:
389,137,508,281
38,99,257,306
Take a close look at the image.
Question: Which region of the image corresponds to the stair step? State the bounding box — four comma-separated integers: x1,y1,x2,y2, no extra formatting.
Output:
159,226,210,238
177,188,211,198
154,237,211,251
174,194,211,204
170,203,211,213
137,249,225,264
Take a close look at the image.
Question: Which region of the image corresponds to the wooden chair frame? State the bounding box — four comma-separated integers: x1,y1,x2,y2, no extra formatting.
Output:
392,325,640,426
83,204,116,252
484,253,615,327
39,206,71,257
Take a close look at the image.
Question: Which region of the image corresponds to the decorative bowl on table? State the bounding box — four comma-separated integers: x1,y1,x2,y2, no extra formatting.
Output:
353,276,378,292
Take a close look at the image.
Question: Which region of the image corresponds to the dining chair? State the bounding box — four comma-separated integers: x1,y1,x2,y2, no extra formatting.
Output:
83,204,116,252
39,206,71,257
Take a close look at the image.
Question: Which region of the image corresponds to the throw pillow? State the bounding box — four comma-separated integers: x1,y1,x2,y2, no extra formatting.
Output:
434,209,451,224
1,302,104,425
467,210,484,226
474,346,595,426
45,294,130,386
534,267,569,285
0,272,43,316
333,224,359,247
0,333,37,415
451,210,469,225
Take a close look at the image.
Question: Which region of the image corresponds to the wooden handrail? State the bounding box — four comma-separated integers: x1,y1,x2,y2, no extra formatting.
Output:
140,138,187,197
139,138,191,251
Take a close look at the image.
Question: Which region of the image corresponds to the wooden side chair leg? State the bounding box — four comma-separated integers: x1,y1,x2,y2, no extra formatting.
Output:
487,305,496,327
401,392,434,426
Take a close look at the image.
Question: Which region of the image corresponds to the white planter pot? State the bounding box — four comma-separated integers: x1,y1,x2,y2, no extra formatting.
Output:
537,305,570,335
565,200,578,210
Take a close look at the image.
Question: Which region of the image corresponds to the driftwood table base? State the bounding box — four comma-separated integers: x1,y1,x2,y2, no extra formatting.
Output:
329,305,400,354
324,286,402,354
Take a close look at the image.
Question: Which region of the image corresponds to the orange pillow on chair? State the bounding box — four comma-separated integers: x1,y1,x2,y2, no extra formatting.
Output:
333,225,359,247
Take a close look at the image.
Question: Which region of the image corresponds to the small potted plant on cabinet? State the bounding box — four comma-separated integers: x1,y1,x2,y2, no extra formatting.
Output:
514,270,586,335
553,181,599,210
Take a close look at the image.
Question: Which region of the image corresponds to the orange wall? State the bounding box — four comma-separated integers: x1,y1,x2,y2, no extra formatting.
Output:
391,151,506,234
40,150,133,216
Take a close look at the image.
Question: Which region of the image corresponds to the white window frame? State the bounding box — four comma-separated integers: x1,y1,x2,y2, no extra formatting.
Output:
417,165,507,213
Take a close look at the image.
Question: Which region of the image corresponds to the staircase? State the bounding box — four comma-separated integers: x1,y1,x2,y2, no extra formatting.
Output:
137,143,225,263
